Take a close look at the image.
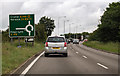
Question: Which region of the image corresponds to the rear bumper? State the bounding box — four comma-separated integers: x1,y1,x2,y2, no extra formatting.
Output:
45,47,67,54
73,42,79,44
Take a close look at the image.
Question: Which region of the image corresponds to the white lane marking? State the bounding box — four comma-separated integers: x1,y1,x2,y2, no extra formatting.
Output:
72,49,74,51
83,55,87,58
76,52,79,54
97,63,108,69
20,51,45,76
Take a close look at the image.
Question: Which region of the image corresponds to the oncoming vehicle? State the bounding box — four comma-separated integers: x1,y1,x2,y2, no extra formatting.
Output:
45,36,68,57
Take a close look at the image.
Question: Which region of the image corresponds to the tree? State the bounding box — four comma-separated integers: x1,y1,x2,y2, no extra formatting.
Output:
88,29,100,41
35,23,47,41
39,16,55,36
89,2,120,42
2,28,10,42
35,16,55,41
99,2,120,42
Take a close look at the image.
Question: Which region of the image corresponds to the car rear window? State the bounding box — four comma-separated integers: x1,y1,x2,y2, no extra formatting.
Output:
47,37,65,42
74,39,79,41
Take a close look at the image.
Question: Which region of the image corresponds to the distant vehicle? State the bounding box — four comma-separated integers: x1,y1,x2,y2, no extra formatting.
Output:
66,39,71,44
73,39,79,44
45,36,68,57
69,38,73,43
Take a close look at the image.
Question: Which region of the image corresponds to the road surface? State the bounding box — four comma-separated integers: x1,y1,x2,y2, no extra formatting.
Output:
26,43,118,74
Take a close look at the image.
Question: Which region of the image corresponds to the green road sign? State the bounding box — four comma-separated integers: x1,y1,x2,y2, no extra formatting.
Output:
9,14,35,38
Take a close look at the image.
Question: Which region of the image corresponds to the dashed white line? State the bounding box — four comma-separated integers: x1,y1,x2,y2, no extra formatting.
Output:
76,52,79,54
20,51,45,76
83,55,87,58
72,49,74,51
97,63,108,69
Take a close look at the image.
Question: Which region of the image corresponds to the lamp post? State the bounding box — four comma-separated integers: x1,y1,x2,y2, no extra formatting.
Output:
76,25,77,39
69,23,74,38
64,20,65,34
58,18,60,35
69,24,71,34
74,26,76,39
76,25,81,39
64,19,69,34
58,16,66,35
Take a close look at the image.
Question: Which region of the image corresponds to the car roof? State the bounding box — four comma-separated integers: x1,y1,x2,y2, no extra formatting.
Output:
73,39,79,40
48,35,65,38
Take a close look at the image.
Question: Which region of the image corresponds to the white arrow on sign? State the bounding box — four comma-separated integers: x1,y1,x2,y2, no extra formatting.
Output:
16,21,33,36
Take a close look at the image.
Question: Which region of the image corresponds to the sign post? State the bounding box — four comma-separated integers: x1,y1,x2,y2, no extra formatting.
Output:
11,38,13,44
9,14,35,46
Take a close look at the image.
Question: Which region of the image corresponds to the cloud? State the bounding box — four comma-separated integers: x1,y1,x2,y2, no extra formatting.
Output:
1,2,24,29
51,1,106,34
1,0,119,36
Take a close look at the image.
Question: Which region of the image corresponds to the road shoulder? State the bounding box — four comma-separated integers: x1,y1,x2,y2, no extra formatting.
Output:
10,50,44,75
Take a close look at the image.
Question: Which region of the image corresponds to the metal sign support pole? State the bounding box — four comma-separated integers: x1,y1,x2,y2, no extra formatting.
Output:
18,37,20,46
11,38,13,44
25,37,27,46
32,42,34,46
24,37,27,46
32,37,34,46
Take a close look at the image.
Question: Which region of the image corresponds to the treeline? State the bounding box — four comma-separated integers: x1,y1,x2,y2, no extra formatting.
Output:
2,29,10,42
64,2,120,42
89,2,120,42
63,32,89,40
2,16,55,42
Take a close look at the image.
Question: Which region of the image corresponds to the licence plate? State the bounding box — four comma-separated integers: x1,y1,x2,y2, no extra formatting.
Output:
52,47,60,49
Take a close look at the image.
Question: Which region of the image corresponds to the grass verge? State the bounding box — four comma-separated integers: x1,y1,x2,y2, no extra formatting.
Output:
83,41,119,54
2,40,44,74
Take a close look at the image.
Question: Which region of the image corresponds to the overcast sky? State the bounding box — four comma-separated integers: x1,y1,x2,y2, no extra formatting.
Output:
0,0,119,35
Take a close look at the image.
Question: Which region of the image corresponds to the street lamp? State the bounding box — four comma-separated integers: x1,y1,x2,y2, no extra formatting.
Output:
58,16,66,35
76,25,81,39
69,23,74,38
69,24,71,34
64,19,69,34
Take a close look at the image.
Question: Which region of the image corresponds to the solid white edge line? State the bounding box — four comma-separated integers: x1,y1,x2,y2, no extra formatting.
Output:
83,56,87,58
97,63,108,69
20,51,45,76
76,52,79,54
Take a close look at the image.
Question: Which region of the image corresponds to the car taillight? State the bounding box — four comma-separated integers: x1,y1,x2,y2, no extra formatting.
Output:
64,42,67,47
45,42,48,47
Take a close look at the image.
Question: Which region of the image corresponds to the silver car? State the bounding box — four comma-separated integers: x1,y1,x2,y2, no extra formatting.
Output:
73,39,79,44
45,36,68,57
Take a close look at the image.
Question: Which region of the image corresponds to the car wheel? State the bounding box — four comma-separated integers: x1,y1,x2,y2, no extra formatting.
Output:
64,53,68,57
45,53,49,57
